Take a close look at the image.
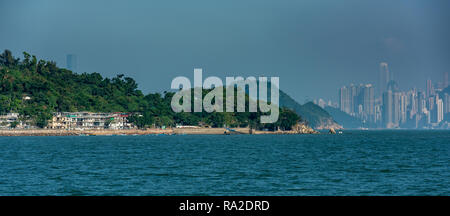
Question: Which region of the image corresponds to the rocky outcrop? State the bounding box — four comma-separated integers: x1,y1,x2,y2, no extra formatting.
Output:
294,123,320,134
313,119,343,130
329,128,336,134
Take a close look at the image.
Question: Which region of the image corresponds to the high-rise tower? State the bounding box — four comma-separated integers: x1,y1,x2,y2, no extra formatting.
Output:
66,54,77,72
339,86,351,114
362,84,375,121
426,79,434,98
378,62,391,97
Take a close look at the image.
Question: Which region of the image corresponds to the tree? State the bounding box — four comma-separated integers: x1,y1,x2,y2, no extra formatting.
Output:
0,50,18,67
10,121,19,128
35,112,52,128
104,118,113,129
278,108,301,130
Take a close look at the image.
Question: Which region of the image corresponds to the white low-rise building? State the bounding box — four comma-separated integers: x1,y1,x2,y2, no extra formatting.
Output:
48,112,134,130
0,113,20,129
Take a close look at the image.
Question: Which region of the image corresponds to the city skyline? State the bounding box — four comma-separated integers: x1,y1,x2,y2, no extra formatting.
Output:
319,66,450,128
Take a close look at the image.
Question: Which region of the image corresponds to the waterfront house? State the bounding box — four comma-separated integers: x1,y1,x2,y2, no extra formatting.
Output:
0,113,20,129
48,112,134,130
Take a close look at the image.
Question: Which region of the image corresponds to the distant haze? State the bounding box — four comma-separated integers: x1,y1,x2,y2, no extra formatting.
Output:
1,0,449,103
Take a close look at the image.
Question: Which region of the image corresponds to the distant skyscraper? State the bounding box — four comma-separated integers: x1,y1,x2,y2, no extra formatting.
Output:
436,98,443,123
407,89,418,119
349,84,359,115
399,93,407,124
382,83,403,128
374,104,382,124
378,62,391,97
382,90,394,128
339,86,351,114
66,54,77,71
418,91,426,114
340,83,375,122
444,72,449,89
362,84,375,121
386,80,399,92
444,93,450,114
393,92,401,127
428,96,435,111
426,79,434,98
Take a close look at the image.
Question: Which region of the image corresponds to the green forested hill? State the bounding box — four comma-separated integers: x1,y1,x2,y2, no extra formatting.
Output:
0,50,300,129
0,50,146,127
241,80,341,129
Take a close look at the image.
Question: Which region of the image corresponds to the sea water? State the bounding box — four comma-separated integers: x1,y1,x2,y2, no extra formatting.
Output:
0,130,448,195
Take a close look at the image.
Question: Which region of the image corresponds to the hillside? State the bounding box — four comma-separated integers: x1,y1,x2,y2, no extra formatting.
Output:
278,90,342,129
240,80,342,129
323,106,378,129
0,50,146,127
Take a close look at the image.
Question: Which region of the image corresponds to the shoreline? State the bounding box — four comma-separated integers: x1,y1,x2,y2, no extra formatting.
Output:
0,128,319,136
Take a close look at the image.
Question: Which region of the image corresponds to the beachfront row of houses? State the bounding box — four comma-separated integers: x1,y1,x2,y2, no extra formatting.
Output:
0,112,136,130
48,112,135,130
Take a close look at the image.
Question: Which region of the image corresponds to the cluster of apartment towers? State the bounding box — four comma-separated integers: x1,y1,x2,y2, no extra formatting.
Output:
331,62,450,129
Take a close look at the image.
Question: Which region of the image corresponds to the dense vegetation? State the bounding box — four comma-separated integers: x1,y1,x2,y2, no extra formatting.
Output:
0,50,301,129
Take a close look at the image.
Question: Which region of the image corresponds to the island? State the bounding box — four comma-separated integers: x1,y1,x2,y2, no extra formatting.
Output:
0,50,319,135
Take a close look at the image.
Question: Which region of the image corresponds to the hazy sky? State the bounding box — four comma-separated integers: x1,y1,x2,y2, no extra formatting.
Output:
1,0,449,103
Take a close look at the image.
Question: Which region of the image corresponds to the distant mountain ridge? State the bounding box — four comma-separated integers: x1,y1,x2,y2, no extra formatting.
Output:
323,106,378,129
278,89,342,129
238,80,342,129
239,81,342,130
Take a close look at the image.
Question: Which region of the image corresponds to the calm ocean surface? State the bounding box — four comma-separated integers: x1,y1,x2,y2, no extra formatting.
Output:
0,130,448,195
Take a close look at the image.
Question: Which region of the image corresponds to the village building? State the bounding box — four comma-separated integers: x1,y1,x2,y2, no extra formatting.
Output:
0,113,21,129
48,112,134,130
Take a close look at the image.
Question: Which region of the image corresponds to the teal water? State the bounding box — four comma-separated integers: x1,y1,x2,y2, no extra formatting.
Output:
0,130,448,195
